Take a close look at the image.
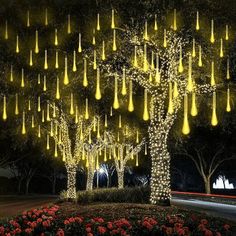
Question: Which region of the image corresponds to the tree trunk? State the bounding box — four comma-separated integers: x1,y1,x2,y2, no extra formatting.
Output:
149,116,171,206
52,176,56,195
86,166,94,191
117,170,124,189
66,164,77,199
204,176,211,194
17,178,22,194
25,178,31,195
107,174,111,188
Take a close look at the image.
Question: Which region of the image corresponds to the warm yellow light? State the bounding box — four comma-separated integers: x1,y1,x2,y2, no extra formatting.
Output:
111,9,115,29
155,54,160,84
29,50,33,66
134,46,138,67
80,121,84,140
53,103,56,118
15,94,19,115
56,77,60,99
187,54,193,92
92,30,96,45
121,68,127,95
93,116,96,132
22,111,26,135
54,140,58,157
110,106,113,116
85,98,89,119
113,30,117,51
88,130,92,144
46,103,51,121
10,65,13,82
104,146,107,162
102,40,106,60
198,45,203,67
97,118,101,138
5,21,8,40
151,52,154,70
43,75,47,91
168,82,174,114
143,89,149,121
67,14,71,34
38,125,41,138
143,20,148,40
95,68,102,100
225,25,229,41
16,35,19,53
42,110,45,123
44,50,48,69
154,14,158,31
31,115,35,128
55,50,59,69
97,13,100,31
50,121,54,137
75,105,79,123
27,10,30,27
191,92,198,116
173,81,178,98
144,143,148,155
113,76,119,109
83,58,88,87
28,99,31,111
54,28,58,45
2,96,7,121
35,30,39,53
46,134,50,150
78,33,82,52
128,80,134,112
196,11,200,30
163,29,167,48
21,69,24,88
226,87,231,112
93,50,97,70
118,115,122,128
70,93,74,115
192,38,196,57
211,61,215,86
173,9,177,31
182,94,190,135
136,130,139,143
73,50,77,72
220,38,224,58
45,8,48,26
178,45,184,73
136,154,139,166
104,114,108,128
210,19,215,43
211,92,218,126
64,55,69,85
227,58,230,80
37,96,41,112
143,43,148,72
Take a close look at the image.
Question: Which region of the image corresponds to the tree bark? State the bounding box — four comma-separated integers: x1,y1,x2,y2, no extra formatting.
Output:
117,170,124,189
204,176,211,194
25,178,31,195
66,164,77,199
52,176,56,195
17,178,22,194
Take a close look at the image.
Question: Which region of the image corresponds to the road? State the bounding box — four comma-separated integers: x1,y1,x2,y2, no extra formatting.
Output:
172,197,236,222
0,195,57,218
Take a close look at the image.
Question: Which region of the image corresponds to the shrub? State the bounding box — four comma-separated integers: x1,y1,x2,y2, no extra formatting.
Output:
60,187,151,203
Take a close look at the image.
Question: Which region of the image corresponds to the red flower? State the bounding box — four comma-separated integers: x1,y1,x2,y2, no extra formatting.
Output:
68,217,75,223
216,232,222,236
57,228,65,236
223,224,230,231
37,218,43,223
97,226,106,234
64,220,70,225
25,228,33,234
87,233,93,236
42,220,50,228
86,227,92,233
107,222,113,230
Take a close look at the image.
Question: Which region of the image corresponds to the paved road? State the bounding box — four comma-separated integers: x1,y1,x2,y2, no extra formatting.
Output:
172,197,236,222
0,195,57,218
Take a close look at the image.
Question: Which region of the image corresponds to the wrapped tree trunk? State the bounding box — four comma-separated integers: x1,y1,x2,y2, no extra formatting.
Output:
86,163,94,191
66,163,77,199
117,170,124,189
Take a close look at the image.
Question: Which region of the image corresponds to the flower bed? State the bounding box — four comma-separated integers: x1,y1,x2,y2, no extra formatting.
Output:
0,204,234,236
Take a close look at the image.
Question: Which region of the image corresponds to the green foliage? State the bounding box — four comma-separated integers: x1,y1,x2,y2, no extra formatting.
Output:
60,187,150,203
